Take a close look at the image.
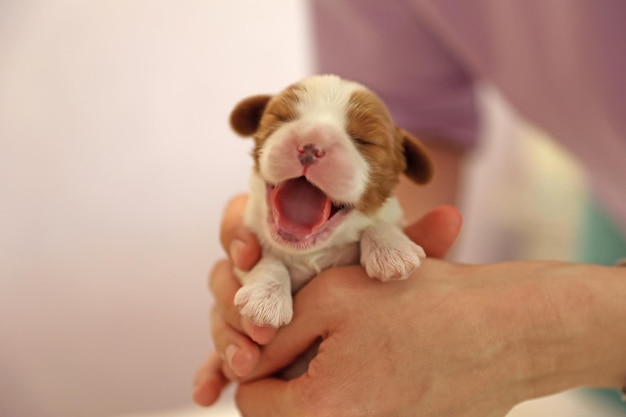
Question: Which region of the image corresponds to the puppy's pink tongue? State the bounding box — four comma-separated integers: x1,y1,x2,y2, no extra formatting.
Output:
271,177,331,235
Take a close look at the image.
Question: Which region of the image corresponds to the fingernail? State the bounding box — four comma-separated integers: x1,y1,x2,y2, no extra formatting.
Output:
242,320,276,345
225,344,239,368
229,239,246,267
226,344,252,377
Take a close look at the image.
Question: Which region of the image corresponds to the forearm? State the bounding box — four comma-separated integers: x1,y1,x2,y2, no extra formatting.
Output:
515,262,626,399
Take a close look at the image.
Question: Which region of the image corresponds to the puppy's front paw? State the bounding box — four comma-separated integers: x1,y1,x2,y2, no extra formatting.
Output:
361,226,425,282
234,281,293,327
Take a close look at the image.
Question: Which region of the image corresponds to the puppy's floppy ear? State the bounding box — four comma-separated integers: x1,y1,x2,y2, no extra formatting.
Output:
397,127,434,184
229,95,272,137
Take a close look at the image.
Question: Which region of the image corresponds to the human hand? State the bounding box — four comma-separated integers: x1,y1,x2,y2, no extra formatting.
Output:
233,260,562,417
192,200,463,406
234,259,626,416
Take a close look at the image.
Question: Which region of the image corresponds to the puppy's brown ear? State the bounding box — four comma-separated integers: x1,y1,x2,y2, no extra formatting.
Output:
398,128,433,184
229,95,272,137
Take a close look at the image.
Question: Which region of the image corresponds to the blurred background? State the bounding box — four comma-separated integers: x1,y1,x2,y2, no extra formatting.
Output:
0,1,609,417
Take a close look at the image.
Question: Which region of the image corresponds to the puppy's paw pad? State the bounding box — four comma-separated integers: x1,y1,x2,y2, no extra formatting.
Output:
362,240,425,282
234,283,293,328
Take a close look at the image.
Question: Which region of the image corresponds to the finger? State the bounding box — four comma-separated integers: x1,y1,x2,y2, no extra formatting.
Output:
208,259,244,332
208,259,275,344
236,378,298,417
241,320,277,346
211,306,261,377
244,320,323,382
242,273,345,381
192,351,229,407
229,227,262,272
219,194,261,271
404,204,462,258
219,194,249,252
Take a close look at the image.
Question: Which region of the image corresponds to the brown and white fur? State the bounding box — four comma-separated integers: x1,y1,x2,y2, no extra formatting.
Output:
229,74,433,328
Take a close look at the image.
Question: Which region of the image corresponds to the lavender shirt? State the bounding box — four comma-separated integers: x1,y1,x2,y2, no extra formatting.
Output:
310,0,626,232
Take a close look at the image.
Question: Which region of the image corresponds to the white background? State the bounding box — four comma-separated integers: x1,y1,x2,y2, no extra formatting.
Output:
1,2,310,416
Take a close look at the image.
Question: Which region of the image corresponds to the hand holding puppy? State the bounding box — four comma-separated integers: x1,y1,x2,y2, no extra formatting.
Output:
195,196,626,416
192,199,463,406
194,75,460,405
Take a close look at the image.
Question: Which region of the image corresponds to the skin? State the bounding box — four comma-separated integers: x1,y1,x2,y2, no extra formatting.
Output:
193,144,626,415
234,261,626,417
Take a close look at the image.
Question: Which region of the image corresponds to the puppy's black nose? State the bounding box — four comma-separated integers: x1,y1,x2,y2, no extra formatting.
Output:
297,144,325,166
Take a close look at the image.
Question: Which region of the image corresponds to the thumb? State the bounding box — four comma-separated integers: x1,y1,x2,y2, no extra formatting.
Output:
241,275,336,381
236,378,299,417
219,194,261,271
235,284,333,416
404,205,462,258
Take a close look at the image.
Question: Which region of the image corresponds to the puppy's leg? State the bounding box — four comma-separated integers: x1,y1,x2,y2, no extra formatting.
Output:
234,256,293,328
360,223,425,281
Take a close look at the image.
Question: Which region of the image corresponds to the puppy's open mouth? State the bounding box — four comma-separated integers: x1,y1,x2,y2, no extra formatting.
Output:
267,177,352,248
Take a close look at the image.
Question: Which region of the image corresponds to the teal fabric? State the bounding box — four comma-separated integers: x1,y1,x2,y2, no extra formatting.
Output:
577,198,626,409
578,199,626,267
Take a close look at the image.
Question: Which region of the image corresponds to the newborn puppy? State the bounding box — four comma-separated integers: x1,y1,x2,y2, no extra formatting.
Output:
230,74,433,328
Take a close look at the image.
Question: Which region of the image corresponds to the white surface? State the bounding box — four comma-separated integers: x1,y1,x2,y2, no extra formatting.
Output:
0,1,310,417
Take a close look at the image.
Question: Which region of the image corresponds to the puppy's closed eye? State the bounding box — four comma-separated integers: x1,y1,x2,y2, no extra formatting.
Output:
351,136,379,148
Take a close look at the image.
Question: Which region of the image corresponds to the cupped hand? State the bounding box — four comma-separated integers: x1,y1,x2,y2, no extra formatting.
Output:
193,196,463,406
233,259,530,417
